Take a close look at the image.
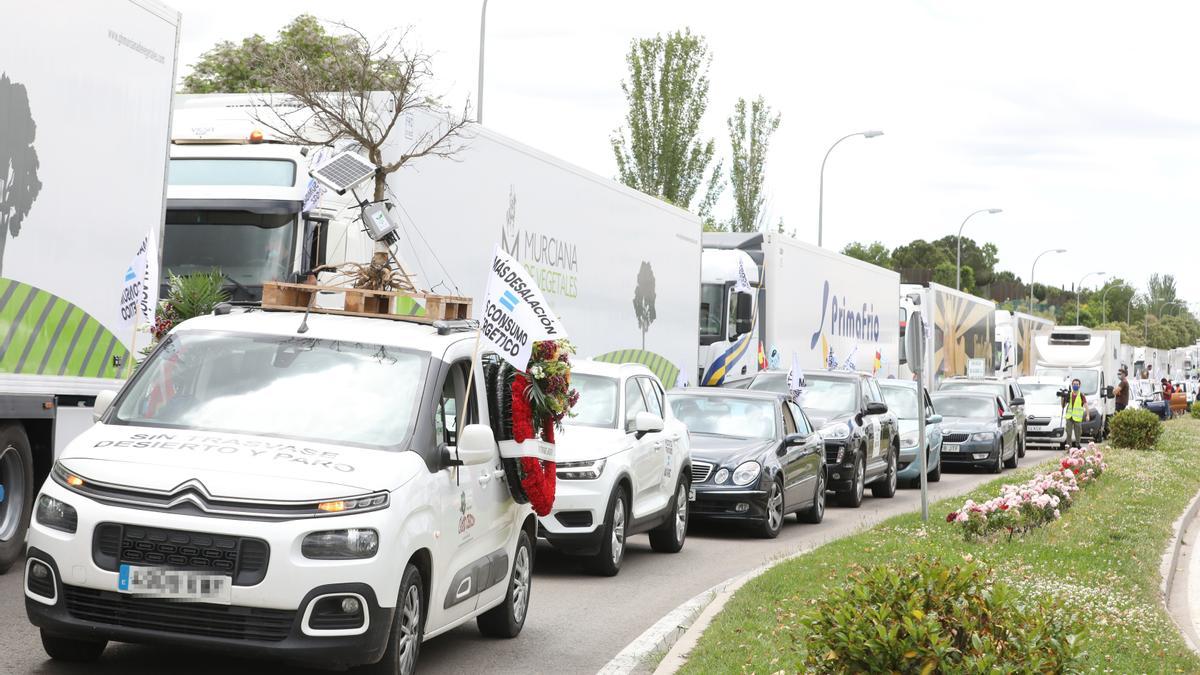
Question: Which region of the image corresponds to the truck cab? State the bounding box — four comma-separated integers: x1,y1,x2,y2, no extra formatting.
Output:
698,247,759,387
1033,327,1116,441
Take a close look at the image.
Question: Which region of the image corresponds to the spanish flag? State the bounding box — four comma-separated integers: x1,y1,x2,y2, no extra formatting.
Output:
757,342,767,370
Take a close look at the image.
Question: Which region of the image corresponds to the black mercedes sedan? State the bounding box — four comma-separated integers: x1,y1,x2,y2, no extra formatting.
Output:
666,389,825,538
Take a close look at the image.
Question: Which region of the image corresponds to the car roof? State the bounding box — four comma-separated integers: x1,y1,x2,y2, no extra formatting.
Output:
931,390,998,400
879,379,917,389
943,377,1009,385
1017,376,1068,385
667,387,784,402
804,370,868,381
572,359,655,380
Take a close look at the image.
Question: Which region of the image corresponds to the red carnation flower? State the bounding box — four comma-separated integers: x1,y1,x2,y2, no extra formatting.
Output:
946,512,957,523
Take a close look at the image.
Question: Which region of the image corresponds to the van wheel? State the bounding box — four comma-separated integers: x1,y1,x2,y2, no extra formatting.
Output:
366,564,425,675
588,486,628,576
648,480,688,553
837,454,866,508
477,528,532,638
0,423,34,574
871,446,898,498
40,630,106,662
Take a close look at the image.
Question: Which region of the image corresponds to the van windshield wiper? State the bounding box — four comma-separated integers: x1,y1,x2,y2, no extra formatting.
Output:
223,274,254,301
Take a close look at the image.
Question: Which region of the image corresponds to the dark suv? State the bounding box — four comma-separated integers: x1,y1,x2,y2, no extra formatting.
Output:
937,376,1027,457
748,370,899,508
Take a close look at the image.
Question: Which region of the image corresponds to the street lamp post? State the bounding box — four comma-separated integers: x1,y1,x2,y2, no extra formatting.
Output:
1100,283,1119,324
477,0,489,123
1029,248,1067,313
955,209,1002,290
818,130,883,247
1075,271,1106,325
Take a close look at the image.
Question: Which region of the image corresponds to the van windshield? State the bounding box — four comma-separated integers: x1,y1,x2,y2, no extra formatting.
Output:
112,331,427,449
1036,369,1100,394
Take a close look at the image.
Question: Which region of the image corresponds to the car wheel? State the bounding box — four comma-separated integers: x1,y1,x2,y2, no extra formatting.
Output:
759,477,784,538
40,630,106,662
365,564,424,675
992,441,1004,474
1018,428,1027,458
0,423,34,574
649,479,688,553
1004,440,1019,469
588,486,628,576
928,447,942,483
799,468,826,524
478,528,533,638
871,446,898,498
837,454,866,508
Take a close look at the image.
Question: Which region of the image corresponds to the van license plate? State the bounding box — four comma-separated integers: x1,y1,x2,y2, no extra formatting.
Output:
943,443,960,453
118,564,232,604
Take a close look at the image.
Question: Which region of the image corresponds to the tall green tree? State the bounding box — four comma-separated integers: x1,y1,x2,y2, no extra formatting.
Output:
611,29,722,220
930,236,999,287
724,96,780,232
841,241,892,269
891,239,949,271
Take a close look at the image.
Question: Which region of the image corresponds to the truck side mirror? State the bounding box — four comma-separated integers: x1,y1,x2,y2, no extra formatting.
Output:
1104,385,1114,398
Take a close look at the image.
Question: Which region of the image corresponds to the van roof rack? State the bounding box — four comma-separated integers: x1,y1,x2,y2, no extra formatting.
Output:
433,320,479,335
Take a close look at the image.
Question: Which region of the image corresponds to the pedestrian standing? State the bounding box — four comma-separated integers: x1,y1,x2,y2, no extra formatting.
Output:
1114,370,1130,412
1062,378,1090,449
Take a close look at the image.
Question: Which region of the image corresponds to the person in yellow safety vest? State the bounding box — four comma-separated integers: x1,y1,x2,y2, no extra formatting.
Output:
1061,378,1090,449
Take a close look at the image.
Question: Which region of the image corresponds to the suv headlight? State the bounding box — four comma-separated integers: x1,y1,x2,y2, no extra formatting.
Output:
971,432,995,441
36,494,78,533
302,529,379,560
819,423,850,440
900,430,919,447
732,461,761,486
557,458,607,480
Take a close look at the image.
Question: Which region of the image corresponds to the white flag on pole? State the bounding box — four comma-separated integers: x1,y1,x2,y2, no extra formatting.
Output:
733,257,754,295
787,352,806,402
139,226,159,329
118,235,149,334
480,244,568,371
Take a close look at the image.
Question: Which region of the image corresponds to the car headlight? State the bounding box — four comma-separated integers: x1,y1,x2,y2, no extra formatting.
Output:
302,528,379,560
732,461,761,486
713,468,730,484
556,458,607,480
36,494,78,533
819,423,850,440
971,432,995,441
900,431,919,447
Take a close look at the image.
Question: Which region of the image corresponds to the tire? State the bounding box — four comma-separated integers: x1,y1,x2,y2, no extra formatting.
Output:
837,454,866,508
928,448,942,483
364,564,425,675
587,486,628,576
991,441,1004,474
798,468,826,524
871,446,898,498
477,528,532,638
1004,439,1019,469
758,477,784,538
648,480,688,553
0,423,34,575
40,630,106,662
1018,426,1027,458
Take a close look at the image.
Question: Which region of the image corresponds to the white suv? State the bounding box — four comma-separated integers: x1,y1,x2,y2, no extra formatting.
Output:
540,361,691,576
24,310,534,674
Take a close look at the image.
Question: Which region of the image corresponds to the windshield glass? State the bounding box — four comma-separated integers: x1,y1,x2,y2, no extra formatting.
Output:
796,378,857,417
1036,368,1100,393
932,396,995,419
169,159,296,186
566,374,619,428
879,385,919,419
667,395,776,440
1135,381,1158,397
112,331,426,449
748,371,788,394
938,381,1006,400
163,210,296,297
699,284,724,338
1020,383,1065,405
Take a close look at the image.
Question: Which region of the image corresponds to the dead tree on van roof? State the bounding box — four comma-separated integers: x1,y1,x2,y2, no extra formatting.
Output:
251,22,471,292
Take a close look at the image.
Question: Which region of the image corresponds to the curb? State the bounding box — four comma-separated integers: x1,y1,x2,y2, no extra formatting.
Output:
1161,485,1200,655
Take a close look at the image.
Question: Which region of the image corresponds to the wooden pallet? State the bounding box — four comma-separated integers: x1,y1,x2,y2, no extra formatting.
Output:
261,281,472,324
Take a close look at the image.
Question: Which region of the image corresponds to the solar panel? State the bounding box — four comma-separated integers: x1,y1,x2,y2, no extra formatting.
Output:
309,151,377,194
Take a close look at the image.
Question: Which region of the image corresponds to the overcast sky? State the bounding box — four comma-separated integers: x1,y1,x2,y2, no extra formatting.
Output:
169,0,1200,306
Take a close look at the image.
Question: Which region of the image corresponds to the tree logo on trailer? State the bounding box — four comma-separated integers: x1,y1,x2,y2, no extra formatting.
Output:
0,73,43,277
633,261,656,349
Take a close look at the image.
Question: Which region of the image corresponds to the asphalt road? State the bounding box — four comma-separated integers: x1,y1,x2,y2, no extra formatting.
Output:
0,450,1056,674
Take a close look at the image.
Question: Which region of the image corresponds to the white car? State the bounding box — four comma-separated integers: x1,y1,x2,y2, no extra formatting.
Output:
24,310,535,674
1017,376,1070,449
540,361,691,576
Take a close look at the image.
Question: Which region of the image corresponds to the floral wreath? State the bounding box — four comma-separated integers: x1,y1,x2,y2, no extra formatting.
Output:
504,340,579,517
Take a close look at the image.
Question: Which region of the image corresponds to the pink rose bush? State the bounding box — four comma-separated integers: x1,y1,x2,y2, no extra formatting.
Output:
946,443,1106,540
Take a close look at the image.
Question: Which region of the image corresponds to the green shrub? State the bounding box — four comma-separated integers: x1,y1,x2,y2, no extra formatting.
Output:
1109,408,1162,449
1190,405,1200,420
802,555,1082,674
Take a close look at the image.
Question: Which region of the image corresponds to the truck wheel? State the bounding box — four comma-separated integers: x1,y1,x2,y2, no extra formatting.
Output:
0,423,34,575
478,528,533,638
871,446,898,498
40,630,106,662
837,454,866,508
366,564,425,675
588,486,628,576
648,480,688,553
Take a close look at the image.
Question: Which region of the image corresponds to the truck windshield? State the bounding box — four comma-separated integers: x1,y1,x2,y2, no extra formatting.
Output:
111,331,426,449
163,210,296,298
565,374,619,428
1036,368,1100,394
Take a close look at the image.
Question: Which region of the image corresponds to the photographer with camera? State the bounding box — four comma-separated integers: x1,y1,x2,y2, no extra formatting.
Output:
1061,378,1090,449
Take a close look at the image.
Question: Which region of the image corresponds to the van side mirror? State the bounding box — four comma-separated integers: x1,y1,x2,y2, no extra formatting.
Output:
454,424,497,466
93,389,118,423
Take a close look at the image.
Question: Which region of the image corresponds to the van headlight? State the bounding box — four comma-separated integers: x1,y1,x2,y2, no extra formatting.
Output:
36,494,78,533
557,458,607,480
732,461,761,486
818,423,850,440
971,432,995,441
302,529,379,560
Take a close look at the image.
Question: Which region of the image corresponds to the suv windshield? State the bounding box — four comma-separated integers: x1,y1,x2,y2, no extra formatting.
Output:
566,374,619,428
932,396,995,419
796,377,857,417
938,381,1007,400
879,385,919,419
163,210,297,299
667,395,776,440
112,331,426,449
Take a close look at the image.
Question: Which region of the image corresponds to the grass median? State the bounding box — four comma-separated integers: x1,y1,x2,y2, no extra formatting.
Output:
680,418,1200,673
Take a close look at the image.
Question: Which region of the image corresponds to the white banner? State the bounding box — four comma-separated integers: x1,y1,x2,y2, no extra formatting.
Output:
734,257,754,294
139,226,159,329
787,352,806,402
118,227,159,336
480,244,568,371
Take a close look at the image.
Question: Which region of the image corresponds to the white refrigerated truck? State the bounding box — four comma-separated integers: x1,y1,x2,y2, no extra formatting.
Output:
697,232,900,386
995,309,1054,377
898,283,996,389
1033,326,1119,440
0,0,179,571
